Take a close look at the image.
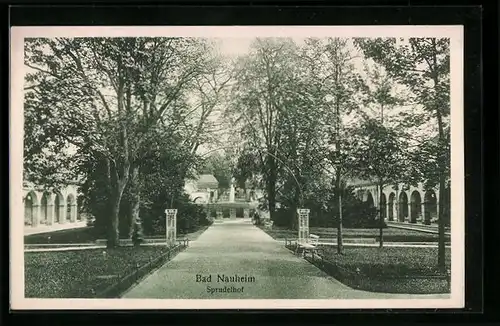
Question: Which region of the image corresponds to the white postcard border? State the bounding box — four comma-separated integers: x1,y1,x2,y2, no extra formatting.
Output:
10,25,465,310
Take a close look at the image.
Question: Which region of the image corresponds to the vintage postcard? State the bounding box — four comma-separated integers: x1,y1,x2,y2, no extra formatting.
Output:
10,25,464,310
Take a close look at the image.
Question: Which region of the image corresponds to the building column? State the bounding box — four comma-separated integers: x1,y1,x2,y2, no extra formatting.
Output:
59,202,67,224
436,201,440,223
406,203,411,223
45,193,56,225
70,203,78,222
421,202,427,225
31,204,41,227
45,204,55,225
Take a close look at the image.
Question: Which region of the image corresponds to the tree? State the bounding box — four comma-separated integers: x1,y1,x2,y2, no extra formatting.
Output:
201,152,234,194
349,119,407,247
24,37,214,247
302,38,365,254
355,37,450,271
350,61,407,247
230,38,300,220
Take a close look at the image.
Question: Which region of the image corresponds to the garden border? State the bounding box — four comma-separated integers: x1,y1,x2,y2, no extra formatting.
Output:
94,241,188,298
284,242,451,294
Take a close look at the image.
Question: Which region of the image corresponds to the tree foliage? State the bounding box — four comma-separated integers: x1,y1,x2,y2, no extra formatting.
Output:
24,37,224,247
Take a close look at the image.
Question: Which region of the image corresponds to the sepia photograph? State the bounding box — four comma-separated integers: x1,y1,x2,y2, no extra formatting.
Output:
10,25,464,310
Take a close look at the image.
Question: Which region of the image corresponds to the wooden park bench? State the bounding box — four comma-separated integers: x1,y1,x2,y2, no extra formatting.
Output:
295,234,321,258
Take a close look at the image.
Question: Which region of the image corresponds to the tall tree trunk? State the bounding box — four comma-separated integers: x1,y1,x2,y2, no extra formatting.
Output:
379,183,384,248
436,110,447,273
335,169,343,254
267,156,277,221
290,183,301,231
129,165,142,243
107,163,130,248
428,38,447,273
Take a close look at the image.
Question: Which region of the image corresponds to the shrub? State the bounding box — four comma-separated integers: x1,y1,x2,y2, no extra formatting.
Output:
273,187,382,229
141,193,210,236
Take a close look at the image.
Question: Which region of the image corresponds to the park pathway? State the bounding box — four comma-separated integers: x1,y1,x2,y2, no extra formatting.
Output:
122,219,449,299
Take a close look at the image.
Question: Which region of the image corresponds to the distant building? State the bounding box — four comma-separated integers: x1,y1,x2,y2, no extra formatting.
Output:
348,178,450,226
23,181,85,234
184,174,219,204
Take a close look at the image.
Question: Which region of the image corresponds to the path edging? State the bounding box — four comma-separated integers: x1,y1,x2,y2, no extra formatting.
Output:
94,242,188,298
284,243,451,294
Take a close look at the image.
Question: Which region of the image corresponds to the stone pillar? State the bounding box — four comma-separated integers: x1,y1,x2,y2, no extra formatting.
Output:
165,209,178,246
32,204,41,227
243,208,250,219
406,203,411,223
229,185,235,202
44,193,55,225
58,203,66,224
436,201,440,223
420,202,426,224
385,203,389,221
297,209,310,243
230,208,236,218
45,204,55,225
70,204,78,222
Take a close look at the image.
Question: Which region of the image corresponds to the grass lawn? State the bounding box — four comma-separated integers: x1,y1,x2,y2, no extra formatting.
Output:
262,226,450,243
24,227,96,244
25,246,171,298
25,224,212,245
299,246,452,294
319,246,451,277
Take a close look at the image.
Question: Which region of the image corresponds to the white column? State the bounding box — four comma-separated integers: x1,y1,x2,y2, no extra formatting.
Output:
58,202,66,224
229,186,235,202
407,203,411,223
46,204,55,225
165,209,178,246
436,201,440,223
297,208,310,242
421,202,426,224
70,204,78,222
32,204,41,227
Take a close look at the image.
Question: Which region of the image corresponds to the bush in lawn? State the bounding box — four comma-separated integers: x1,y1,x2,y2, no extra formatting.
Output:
176,196,209,234
272,208,292,227
141,193,211,236
274,186,382,229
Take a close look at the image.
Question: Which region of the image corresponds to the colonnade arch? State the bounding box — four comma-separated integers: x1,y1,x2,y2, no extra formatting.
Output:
424,190,438,224
354,181,447,226
24,191,38,226
410,190,422,223
398,192,409,222
388,193,396,221
366,191,374,208
380,193,387,220
23,184,80,229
